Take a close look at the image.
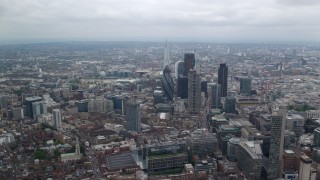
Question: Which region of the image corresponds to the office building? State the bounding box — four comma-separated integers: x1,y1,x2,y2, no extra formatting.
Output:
194,159,216,175
268,106,286,179
208,83,221,109
75,100,88,112
183,53,195,76
240,77,252,96
53,109,62,129
25,96,42,119
218,63,228,97
161,65,174,101
313,127,320,147
153,90,166,105
88,98,114,113
286,114,305,137
190,129,218,158
0,96,7,109
236,141,262,180
12,107,24,120
32,101,47,120
224,96,236,114
298,155,316,180
188,69,201,114
175,61,185,79
201,81,208,95
125,100,141,132
177,76,188,99
283,149,300,172
217,125,242,154
227,137,241,162
146,141,188,171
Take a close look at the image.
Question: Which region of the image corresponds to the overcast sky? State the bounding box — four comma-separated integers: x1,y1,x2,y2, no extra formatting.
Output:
0,0,320,43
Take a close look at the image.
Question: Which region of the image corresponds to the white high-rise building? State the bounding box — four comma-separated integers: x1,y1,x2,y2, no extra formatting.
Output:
52,109,62,129
299,155,316,180
88,98,114,113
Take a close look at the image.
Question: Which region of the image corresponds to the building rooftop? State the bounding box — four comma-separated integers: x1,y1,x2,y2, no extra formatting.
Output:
239,141,262,159
106,152,138,171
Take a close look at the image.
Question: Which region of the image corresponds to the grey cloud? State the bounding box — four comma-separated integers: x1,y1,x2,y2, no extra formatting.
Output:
0,0,319,42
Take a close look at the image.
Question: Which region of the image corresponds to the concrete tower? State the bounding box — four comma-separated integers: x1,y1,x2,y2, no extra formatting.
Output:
188,69,201,114
52,109,62,129
125,100,141,132
268,106,287,179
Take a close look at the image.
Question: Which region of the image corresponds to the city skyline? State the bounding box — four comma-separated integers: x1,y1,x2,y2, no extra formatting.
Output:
1,0,320,44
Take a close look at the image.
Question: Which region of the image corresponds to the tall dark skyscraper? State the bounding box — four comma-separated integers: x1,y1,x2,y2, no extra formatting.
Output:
177,77,188,99
183,53,195,76
218,63,228,97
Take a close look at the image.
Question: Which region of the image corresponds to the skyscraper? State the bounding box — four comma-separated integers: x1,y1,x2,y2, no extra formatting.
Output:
25,96,42,119
177,76,188,99
174,61,185,80
161,65,174,101
125,100,141,132
183,53,195,76
208,83,221,109
188,69,201,114
268,106,286,179
224,96,236,114
218,63,228,97
314,127,320,147
53,109,62,129
240,77,252,96
32,101,47,120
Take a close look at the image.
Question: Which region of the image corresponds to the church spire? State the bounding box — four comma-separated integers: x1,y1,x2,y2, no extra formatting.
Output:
75,136,81,158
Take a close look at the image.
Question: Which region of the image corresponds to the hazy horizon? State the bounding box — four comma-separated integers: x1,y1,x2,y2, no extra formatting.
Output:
1,0,320,44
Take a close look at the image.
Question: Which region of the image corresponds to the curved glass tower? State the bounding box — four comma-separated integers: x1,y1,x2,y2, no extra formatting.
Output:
161,65,174,101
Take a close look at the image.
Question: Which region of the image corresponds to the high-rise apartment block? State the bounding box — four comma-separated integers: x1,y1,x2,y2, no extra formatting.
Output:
268,106,286,179
125,100,141,132
52,109,62,129
188,69,201,114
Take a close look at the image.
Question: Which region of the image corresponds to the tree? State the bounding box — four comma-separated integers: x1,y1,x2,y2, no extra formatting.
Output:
34,149,47,160
53,149,61,158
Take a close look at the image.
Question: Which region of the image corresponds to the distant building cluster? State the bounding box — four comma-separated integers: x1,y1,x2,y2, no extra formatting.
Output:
0,41,320,179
